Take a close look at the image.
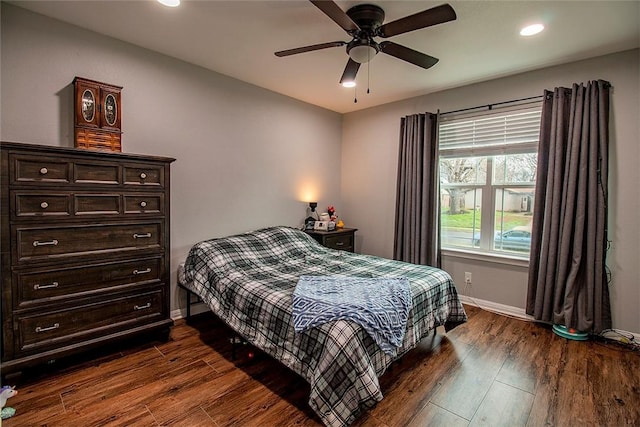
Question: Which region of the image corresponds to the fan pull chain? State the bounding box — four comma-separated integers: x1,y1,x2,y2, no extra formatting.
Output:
367,48,371,94
354,84,358,103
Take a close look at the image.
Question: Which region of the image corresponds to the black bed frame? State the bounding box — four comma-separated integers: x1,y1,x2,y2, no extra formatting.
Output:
178,282,250,360
177,282,200,323
177,280,435,362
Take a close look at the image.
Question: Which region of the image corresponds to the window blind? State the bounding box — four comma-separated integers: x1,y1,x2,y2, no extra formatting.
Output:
439,107,542,157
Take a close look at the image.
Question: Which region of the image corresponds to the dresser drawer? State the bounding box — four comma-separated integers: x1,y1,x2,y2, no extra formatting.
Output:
13,193,72,218
12,156,71,184
124,194,164,215
324,234,354,251
16,288,165,354
74,194,121,215
74,160,120,185
123,164,164,187
14,257,163,308
15,222,163,263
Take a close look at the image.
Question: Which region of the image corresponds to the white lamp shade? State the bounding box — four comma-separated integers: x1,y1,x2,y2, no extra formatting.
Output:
348,45,377,63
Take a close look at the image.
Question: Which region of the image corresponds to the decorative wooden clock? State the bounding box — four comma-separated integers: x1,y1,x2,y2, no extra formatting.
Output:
73,77,122,152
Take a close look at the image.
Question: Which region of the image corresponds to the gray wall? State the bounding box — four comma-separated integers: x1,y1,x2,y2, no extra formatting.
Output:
1,4,343,313
341,49,640,334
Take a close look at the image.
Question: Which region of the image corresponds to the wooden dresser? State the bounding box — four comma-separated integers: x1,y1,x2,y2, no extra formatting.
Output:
0,141,175,377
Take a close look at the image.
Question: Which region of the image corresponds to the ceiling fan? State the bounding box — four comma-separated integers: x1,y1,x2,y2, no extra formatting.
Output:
275,1,457,86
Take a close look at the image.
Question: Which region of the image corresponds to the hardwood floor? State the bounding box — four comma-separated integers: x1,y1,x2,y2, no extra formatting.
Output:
3,304,639,426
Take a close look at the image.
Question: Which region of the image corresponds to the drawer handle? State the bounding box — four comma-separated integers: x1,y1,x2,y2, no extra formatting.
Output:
335,242,344,246
34,281,59,290
134,303,151,310
140,172,147,179
140,201,147,208
133,268,152,275
40,167,48,175
40,201,49,209
133,233,151,239
33,239,59,247
35,323,60,333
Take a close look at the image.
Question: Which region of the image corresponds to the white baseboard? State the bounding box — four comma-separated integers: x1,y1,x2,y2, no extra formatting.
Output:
459,295,640,342
458,295,535,321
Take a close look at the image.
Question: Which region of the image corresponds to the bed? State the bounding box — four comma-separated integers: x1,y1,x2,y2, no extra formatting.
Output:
178,226,467,427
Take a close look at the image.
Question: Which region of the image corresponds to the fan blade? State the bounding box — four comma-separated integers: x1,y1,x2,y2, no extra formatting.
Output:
309,0,360,33
377,3,456,38
379,41,439,69
275,41,346,57
339,58,361,84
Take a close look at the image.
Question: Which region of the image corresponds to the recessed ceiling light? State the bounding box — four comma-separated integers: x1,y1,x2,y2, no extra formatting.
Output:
342,81,356,88
520,23,544,36
158,0,180,7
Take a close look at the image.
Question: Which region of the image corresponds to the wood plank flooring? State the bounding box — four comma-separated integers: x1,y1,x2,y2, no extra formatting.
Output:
3,305,639,426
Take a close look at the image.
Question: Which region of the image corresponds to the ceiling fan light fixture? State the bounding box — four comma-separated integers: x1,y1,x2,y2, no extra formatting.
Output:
157,0,180,7
341,81,356,88
520,23,544,36
347,40,378,64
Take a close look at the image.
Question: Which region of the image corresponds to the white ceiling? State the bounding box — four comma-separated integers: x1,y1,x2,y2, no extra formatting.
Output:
8,0,640,114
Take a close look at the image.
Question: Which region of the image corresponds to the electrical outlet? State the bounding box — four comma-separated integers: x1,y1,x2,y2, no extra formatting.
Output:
465,272,472,285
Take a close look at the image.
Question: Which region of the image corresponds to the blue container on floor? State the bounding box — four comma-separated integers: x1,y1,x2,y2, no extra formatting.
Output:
552,324,589,341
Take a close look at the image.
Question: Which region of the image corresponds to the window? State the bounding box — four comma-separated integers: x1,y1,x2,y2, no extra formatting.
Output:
438,106,541,257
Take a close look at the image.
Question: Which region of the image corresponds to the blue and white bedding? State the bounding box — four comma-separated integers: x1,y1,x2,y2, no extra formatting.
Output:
179,226,467,427
293,275,411,356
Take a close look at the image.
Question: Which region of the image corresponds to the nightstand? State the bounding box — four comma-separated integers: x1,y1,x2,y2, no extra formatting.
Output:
306,228,357,252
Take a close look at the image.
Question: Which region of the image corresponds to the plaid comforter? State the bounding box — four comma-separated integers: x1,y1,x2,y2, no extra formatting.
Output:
180,226,467,427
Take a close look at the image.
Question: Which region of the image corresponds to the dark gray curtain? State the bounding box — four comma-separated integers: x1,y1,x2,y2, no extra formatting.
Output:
526,80,612,334
393,113,440,267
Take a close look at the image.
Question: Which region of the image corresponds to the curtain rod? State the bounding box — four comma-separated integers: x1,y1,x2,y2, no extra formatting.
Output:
439,94,544,116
